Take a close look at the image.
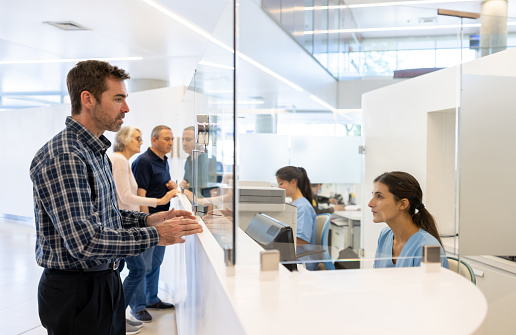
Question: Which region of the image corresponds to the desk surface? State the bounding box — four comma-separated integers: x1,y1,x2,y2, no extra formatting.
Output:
172,195,487,335
229,262,487,335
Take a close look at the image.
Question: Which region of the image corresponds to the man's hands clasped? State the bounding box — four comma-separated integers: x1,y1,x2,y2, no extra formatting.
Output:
147,208,203,246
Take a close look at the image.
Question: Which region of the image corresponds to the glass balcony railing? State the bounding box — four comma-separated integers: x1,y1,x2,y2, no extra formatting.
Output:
262,0,516,79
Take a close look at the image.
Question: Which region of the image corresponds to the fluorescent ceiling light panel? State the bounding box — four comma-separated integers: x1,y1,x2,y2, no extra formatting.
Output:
238,109,288,114
139,0,306,93
140,0,233,53
237,52,304,92
210,100,265,105
309,95,336,112
205,89,234,94
305,22,481,34
305,0,478,10
0,57,143,65
199,60,234,70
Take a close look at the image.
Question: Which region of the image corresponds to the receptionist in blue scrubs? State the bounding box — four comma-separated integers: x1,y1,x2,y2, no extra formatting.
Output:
368,171,449,269
276,166,316,246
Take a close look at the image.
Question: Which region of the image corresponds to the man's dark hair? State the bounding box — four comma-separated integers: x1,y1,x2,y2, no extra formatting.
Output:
66,60,130,116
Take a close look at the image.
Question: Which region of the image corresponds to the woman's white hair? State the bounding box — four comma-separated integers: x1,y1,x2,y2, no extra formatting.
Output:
113,126,140,152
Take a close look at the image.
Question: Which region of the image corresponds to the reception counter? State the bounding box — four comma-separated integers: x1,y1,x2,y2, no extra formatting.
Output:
159,195,487,335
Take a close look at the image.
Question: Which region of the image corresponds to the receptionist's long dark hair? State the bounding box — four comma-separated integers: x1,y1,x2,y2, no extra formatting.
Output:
374,171,443,247
276,166,313,204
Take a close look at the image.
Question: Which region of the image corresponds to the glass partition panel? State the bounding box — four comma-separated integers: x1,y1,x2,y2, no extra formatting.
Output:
458,12,516,334
263,0,516,79
183,2,236,260
313,4,468,271
236,109,365,269
236,1,512,292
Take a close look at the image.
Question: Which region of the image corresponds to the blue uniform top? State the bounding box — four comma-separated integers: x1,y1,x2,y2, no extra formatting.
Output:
374,227,449,269
292,197,317,244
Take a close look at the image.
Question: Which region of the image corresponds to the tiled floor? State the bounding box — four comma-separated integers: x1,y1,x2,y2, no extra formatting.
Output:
0,218,177,335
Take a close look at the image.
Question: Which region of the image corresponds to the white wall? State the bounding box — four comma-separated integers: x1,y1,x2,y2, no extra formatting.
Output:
362,47,516,334
337,78,405,109
426,109,456,236
361,66,457,258
238,133,363,184
0,86,194,219
362,47,516,257
459,74,516,255
0,104,70,218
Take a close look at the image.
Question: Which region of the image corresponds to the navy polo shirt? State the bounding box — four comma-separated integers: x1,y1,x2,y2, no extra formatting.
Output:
132,148,171,213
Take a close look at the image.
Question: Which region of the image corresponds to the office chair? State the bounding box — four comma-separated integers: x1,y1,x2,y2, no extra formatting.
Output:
447,256,476,284
315,214,335,270
315,214,331,246
295,213,335,270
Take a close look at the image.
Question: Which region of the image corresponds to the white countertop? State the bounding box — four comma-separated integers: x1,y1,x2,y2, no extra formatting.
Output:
226,263,487,335
173,195,487,335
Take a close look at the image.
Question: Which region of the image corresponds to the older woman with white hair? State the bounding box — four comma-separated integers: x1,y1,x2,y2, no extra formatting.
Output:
111,126,177,209
110,126,177,332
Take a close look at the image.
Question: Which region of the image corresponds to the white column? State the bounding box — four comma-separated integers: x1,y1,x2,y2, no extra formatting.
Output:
480,0,508,57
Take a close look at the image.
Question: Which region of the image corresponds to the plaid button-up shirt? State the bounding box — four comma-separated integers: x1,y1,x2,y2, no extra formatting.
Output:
30,117,159,270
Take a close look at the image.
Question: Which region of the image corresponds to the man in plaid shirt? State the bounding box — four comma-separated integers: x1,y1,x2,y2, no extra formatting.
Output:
30,60,202,335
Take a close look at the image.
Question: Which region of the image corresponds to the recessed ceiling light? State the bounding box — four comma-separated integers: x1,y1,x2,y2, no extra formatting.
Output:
305,0,478,10
44,21,90,31
309,95,335,112
198,60,234,70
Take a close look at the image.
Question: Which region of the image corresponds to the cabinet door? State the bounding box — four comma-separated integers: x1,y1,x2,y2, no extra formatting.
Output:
331,225,346,258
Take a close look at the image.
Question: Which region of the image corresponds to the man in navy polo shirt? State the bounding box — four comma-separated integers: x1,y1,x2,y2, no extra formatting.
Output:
130,125,177,322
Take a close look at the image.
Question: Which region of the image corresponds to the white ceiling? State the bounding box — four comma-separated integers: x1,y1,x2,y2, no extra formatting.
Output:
0,0,515,116
0,0,214,96
0,0,336,113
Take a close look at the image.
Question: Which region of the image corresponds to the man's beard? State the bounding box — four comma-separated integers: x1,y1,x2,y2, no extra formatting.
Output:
92,104,123,132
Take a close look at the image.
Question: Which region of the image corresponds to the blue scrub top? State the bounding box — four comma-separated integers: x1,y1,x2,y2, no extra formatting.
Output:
374,227,449,269
292,197,317,244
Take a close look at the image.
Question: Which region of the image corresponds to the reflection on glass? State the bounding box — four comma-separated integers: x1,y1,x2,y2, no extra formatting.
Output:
263,1,516,79
236,3,516,280
237,110,363,269
459,12,516,285
178,1,235,258
182,82,235,250
180,126,222,198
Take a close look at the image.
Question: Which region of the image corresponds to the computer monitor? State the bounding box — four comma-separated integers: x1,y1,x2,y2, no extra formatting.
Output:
245,213,297,271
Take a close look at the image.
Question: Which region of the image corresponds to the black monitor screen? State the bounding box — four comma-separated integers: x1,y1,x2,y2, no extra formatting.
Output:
245,213,297,271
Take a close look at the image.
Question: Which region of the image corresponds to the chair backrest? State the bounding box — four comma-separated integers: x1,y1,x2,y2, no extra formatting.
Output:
315,214,332,248
447,256,476,285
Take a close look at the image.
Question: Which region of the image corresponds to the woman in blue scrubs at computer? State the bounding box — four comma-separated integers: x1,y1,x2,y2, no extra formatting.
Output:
368,171,449,269
276,166,316,246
